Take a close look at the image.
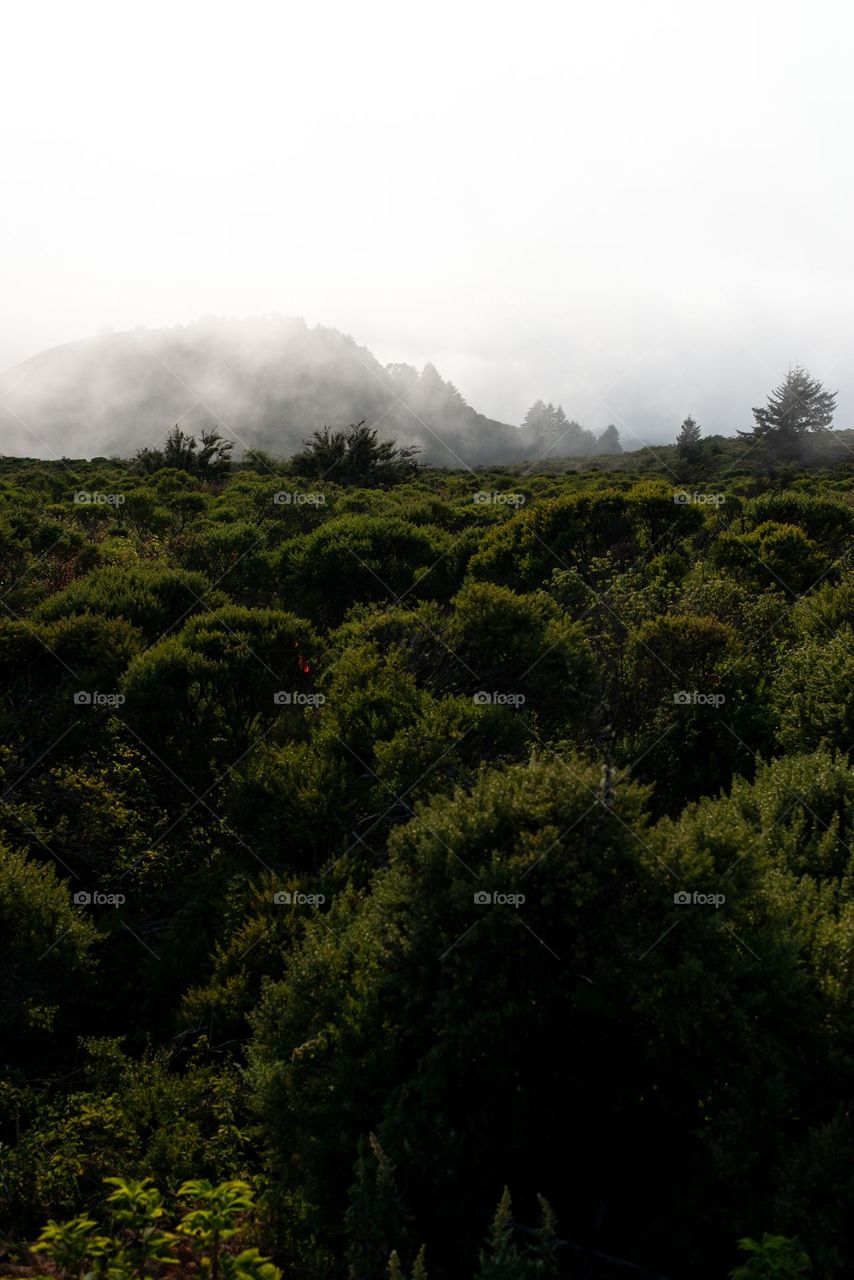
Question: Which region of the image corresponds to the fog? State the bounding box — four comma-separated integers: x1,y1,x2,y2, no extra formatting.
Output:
0,317,626,466
2,0,853,457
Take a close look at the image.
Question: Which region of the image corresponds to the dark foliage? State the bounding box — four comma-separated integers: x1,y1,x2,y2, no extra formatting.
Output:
1,434,851,1280
290,420,421,487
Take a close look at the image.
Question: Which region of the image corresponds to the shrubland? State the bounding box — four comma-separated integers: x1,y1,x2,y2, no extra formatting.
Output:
1,432,853,1277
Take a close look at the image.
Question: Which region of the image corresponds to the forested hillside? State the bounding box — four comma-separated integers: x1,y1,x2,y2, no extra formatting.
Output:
2,431,854,1278
0,319,618,468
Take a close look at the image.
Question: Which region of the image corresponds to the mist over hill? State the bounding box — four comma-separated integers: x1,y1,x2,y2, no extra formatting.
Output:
0,317,620,467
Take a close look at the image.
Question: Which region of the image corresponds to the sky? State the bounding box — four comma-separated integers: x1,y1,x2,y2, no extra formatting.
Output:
2,0,853,444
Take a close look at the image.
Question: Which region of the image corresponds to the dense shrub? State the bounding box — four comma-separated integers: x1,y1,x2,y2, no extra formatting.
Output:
1,456,853,1280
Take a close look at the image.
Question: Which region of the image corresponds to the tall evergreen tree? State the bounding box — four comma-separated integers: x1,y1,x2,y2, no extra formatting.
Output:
676,415,703,461
598,423,622,454
520,402,597,458
521,401,549,433
550,403,569,435
740,367,836,460
476,1188,523,1280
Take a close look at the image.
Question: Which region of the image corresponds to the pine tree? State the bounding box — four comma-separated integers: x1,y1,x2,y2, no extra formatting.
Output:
522,401,549,433
475,1188,524,1280
388,1251,405,1279
676,415,703,462
527,1196,560,1279
387,1244,428,1279
598,424,622,454
550,404,569,435
473,1189,561,1279
740,366,836,460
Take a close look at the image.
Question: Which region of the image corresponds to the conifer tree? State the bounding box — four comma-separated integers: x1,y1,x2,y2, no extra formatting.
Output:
476,1187,523,1280
676,415,702,461
598,423,622,454
740,366,836,459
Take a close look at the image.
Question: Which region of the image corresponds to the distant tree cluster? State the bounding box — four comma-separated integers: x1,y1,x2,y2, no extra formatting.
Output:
673,368,838,468
521,399,575,437
519,401,622,457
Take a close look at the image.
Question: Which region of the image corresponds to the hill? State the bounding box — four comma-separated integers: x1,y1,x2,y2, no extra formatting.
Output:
0,316,613,467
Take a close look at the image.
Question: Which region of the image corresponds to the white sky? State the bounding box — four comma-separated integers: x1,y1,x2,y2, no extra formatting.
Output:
2,0,853,440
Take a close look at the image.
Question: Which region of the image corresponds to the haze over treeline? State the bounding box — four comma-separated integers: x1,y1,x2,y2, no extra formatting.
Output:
0,317,632,466
3,316,853,468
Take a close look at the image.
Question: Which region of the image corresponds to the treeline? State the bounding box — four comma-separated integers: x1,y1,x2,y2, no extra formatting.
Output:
1,435,854,1277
